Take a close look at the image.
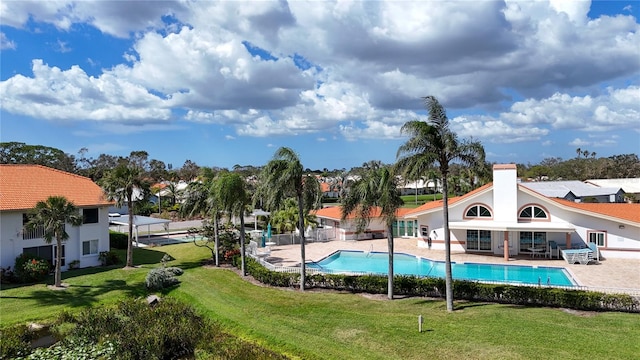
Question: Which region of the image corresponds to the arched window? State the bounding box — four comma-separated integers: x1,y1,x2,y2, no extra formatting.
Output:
518,205,548,220
465,204,492,218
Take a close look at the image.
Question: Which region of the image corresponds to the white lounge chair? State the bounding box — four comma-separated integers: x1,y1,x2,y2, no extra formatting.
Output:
561,248,594,265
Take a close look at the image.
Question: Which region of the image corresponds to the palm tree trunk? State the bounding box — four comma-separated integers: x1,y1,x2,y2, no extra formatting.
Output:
240,215,246,276
387,225,394,300
127,198,134,268
297,194,306,291
55,236,62,287
442,176,454,312
214,213,220,267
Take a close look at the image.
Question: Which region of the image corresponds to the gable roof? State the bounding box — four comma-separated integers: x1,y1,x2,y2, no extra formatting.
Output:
0,164,112,211
586,178,640,193
404,183,493,216
548,198,640,224
520,180,621,198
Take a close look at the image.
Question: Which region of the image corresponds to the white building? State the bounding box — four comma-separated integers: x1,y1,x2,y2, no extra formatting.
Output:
0,165,113,270
316,164,640,260
405,164,640,260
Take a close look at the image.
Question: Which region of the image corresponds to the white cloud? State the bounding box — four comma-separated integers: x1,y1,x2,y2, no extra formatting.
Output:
55,39,71,53
1,1,638,147
569,138,590,147
0,59,171,123
1,32,16,50
450,85,640,145
225,135,235,140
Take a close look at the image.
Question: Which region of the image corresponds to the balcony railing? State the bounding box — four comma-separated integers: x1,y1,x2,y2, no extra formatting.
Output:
22,225,46,240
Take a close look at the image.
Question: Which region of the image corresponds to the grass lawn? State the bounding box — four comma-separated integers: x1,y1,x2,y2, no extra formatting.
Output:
1,243,638,359
401,194,442,208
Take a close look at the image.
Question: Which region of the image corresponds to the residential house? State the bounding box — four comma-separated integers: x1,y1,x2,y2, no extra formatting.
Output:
314,165,640,260
0,165,113,270
520,180,625,203
320,182,340,199
314,206,412,241
585,178,640,203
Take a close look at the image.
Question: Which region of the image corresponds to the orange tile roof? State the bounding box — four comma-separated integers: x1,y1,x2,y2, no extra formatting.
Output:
0,165,112,211
493,163,517,170
550,198,640,223
320,182,331,192
313,206,410,220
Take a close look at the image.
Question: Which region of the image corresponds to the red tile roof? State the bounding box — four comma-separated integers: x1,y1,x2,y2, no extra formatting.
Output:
320,182,331,192
0,165,112,211
550,198,640,223
313,206,411,220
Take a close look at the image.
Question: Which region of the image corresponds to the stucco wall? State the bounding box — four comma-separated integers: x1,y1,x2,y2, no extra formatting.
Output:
0,207,110,270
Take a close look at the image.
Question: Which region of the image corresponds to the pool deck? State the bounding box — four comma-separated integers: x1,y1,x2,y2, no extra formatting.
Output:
263,237,640,293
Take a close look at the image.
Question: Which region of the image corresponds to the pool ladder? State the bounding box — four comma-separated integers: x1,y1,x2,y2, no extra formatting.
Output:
365,244,374,257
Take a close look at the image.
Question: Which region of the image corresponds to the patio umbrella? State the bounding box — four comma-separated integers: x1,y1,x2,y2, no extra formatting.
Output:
267,223,272,241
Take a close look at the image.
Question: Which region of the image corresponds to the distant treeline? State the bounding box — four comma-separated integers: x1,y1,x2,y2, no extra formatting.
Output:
1,142,639,183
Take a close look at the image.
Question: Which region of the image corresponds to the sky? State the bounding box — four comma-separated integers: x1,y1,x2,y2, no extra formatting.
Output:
1,0,639,171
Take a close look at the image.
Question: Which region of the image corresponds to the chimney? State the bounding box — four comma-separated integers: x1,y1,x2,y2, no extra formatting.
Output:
492,164,518,222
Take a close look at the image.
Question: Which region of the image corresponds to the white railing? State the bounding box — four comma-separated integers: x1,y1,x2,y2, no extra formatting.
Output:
22,225,45,240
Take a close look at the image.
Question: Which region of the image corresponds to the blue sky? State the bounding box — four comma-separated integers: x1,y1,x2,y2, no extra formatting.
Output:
1,1,639,171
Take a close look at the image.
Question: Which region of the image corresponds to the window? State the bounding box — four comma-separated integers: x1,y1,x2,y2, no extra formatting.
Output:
420,226,429,237
465,204,492,218
518,205,548,220
54,245,66,266
588,231,605,247
466,230,492,251
519,232,546,253
23,245,53,264
83,208,99,224
82,240,99,256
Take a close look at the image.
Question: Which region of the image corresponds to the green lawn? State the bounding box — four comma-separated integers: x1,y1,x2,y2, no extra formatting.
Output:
1,244,638,359
401,194,442,208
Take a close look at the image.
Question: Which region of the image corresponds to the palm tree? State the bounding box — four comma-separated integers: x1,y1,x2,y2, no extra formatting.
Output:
257,147,321,291
396,96,485,312
100,163,149,268
341,164,403,300
181,177,222,266
25,196,82,287
214,172,250,276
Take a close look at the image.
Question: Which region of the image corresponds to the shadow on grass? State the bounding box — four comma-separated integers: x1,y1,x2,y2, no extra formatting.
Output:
0,279,148,308
454,301,495,310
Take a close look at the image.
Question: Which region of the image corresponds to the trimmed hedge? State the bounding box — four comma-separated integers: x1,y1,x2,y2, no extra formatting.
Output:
109,231,128,250
239,257,639,313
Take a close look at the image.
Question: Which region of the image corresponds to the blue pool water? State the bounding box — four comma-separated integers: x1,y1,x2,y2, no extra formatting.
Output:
307,251,576,287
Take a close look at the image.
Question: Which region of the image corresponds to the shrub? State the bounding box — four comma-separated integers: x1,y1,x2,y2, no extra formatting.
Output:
66,298,210,360
1,266,17,284
223,249,241,261
67,260,80,270
109,231,128,250
165,266,184,276
14,253,50,283
145,267,182,291
0,324,33,359
240,257,640,313
98,251,121,266
17,338,116,360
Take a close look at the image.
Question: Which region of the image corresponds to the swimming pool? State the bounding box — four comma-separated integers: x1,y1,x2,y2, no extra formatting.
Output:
143,235,206,246
306,250,576,287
